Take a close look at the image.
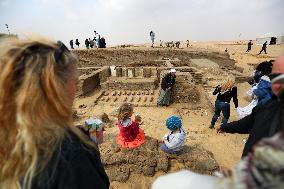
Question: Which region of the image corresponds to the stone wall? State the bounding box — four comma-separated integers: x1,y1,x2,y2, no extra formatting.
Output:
159,70,201,103
101,77,158,91
77,66,111,96
78,67,101,75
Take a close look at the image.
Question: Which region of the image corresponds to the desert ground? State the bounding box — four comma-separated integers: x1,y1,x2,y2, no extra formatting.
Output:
72,41,284,189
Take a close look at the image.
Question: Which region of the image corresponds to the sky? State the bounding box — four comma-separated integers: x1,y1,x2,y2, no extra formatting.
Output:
0,0,284,46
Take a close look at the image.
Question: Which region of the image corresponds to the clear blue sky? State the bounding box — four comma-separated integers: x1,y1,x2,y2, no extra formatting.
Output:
0,0,283,46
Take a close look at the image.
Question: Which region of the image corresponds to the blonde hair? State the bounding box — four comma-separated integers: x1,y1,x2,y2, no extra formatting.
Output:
0,38,94,189
118,103,134,121
220,78,235,92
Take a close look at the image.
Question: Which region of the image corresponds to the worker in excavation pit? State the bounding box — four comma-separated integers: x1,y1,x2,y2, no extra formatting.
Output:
157,69,176,106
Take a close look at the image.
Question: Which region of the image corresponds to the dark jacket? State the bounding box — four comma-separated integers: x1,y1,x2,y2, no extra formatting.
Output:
32,132,109,189
213,86,238,108
221,96,283,157
161,73,176,91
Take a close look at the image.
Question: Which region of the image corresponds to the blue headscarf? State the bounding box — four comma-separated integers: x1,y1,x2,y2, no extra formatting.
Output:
166,116,182,131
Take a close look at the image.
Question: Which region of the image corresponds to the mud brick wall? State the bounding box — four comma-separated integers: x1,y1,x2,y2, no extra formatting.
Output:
171,73,201,103
77,66,111,96
158,70,201,103
99,66,111,83
176,67,204,84
78,67,101,75
115,66,162,78
143,68,152,77
101,78,158,90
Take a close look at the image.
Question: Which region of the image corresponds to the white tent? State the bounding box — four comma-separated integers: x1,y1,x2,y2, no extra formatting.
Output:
276,36,284,44
256,32,284,45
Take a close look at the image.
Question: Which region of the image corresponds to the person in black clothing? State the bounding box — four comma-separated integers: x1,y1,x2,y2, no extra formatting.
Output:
258,41,268,54
75,38,80,48
209,78,238,129
175,41,180,48
0,38,109,189
157,69,176,106
100,37,106,48
32,132,109,189
246,40,253,52
70,39,74,49
89,38,94,48
97,35,101,48
251,60,273,84
85,38,90,49
217,54,284,157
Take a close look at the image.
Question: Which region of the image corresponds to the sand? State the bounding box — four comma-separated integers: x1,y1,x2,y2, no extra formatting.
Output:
73,41,284,189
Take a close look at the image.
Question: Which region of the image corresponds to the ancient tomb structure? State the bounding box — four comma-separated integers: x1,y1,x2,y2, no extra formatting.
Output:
77,57,207,106
75,49,247,108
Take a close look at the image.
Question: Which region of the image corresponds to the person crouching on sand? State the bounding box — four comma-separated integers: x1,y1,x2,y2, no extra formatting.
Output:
160,116,186,154
117,103,145,148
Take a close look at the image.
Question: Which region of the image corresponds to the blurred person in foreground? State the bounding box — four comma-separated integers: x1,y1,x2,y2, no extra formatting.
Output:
0,38,109,189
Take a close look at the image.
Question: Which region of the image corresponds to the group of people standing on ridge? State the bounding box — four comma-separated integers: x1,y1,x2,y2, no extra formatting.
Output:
69,30,106,50
150,30,189,48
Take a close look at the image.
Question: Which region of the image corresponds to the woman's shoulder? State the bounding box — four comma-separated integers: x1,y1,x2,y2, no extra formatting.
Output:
58,131,98,162
33,131,107,189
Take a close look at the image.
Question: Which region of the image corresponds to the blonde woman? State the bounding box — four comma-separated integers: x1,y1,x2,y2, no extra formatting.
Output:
209,78,238,129
0,38,109,189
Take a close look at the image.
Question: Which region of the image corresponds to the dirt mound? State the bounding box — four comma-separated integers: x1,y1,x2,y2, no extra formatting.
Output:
73,49,236,68
100,136,218,182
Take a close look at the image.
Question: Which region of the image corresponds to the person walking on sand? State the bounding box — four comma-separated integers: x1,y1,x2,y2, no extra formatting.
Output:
150,31,155,47
75,38,80,48
186,40,190,48
246,40,253,52
258,41,268,55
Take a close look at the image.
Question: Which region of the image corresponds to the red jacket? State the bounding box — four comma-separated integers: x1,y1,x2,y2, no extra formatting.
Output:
118,120,139,142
